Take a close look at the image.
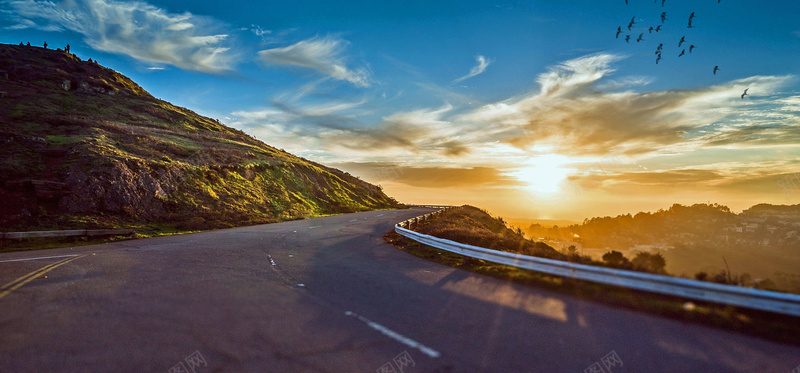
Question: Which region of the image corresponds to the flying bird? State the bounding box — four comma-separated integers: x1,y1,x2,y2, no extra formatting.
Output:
656,55,662,64
655,25,662,32
689,44,696,53
679,49,685,57
713,65,720,75
678,36,686,47
649,26,654,33
616,26,622,38
637,33,644,42
688,19,694,28
656,43,663,52
661,12,667,23
662,0,666,7
628,16,636,31
625,35,631,43
741,88,749,99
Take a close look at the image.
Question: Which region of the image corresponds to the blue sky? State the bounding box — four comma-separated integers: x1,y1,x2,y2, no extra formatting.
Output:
3,0,800,219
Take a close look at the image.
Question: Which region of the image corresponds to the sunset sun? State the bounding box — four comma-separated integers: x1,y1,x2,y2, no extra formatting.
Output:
513,154,572,195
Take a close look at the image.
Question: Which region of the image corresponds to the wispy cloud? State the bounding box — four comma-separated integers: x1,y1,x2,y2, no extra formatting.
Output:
249,25,272,37
231,101,469,158
459,53,798,156
332,162,520,188
568,159,800,196
5,0,232,72
454,55,491,83
257,36,370,87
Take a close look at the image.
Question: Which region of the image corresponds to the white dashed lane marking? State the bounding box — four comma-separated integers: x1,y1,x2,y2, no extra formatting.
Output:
344,311,440,358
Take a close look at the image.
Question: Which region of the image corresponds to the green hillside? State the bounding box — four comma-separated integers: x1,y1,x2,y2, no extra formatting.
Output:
0,43,401,232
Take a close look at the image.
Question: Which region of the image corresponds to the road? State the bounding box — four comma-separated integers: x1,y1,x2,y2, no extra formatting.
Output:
1,208,798,372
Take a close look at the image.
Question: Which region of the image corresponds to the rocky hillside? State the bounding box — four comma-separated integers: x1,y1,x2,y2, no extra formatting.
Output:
0,43,401,232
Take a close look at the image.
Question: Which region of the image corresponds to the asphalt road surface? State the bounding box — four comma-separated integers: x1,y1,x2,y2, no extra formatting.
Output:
1,208,799,372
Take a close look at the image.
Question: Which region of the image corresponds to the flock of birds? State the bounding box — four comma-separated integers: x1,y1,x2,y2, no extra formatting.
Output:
618,0,748,99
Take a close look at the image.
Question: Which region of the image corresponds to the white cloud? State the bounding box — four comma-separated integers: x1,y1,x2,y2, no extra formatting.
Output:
230,100,471,159
257,36,370,87
6,0,232,72
249,25,272,37
458,53,798,156
535,53,621,97
454,55,491,83
234,52,799,171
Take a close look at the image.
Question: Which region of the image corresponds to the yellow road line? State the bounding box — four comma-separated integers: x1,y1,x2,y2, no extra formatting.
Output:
0,255,87,301
0,257,73,291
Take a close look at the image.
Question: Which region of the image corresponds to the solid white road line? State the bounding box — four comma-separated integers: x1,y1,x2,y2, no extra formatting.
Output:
345,311,440,358
0,254,79,263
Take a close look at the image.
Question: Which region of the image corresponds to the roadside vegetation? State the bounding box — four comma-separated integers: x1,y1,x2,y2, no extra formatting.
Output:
406,205,669,274
385,205,800,345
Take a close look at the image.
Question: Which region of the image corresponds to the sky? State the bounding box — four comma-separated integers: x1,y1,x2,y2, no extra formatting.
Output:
2,0,800,221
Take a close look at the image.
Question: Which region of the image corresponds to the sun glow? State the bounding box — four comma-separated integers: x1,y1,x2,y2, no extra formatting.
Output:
513,154,572,195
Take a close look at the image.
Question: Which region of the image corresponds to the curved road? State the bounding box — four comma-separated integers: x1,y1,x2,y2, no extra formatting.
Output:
1,208,798,372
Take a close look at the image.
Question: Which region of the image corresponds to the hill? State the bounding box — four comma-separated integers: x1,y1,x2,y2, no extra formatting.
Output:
392,205,668,273
0,43,400,232
410,206,562,258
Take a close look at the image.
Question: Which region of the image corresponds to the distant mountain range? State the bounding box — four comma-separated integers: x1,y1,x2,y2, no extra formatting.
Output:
0,43,400,232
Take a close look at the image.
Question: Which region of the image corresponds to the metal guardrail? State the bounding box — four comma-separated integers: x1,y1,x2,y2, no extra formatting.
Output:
397,206,453,230
405,204,453,210
1,229,134,239
394,208,800,317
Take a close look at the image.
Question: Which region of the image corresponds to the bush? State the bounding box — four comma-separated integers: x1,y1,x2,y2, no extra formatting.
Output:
631,252,666,274
602,250,632,268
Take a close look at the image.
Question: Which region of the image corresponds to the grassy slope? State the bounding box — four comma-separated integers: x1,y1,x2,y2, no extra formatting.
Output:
386,206,800,345
0,44,400,235
411,205,624,266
